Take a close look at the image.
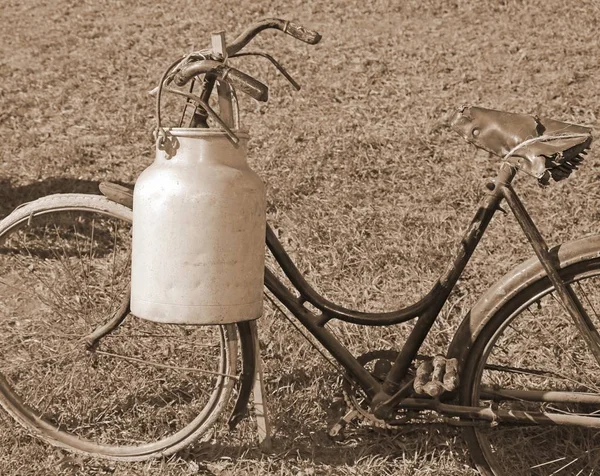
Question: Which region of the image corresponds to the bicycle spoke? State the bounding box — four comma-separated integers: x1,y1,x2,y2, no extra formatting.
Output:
94,350,239,380
0,204,238,456
466,269,600,475
576,280,600,323
551,287,600,369
481,387,600,406
0,347,80,373
7,253,81,317
52,223,93,313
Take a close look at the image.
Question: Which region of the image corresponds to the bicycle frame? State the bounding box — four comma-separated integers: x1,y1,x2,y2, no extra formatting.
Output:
262,160,600,424
96,159,600,428
263,163,512,394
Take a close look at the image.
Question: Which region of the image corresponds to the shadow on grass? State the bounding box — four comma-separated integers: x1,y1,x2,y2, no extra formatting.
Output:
189,423,471,470
0,177,134,219
184,367,472,471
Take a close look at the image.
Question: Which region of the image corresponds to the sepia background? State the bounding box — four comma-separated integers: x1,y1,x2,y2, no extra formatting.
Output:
1,0,599,474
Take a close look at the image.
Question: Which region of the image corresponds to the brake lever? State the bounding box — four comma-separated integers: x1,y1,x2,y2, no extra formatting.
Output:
231,51,301,91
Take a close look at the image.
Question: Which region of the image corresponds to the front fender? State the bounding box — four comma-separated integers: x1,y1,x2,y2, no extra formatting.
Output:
99,182,134,209
447,234,600,367
228,321,257,430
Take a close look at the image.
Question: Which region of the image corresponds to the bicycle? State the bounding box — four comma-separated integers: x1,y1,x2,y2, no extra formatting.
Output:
0,17,597,476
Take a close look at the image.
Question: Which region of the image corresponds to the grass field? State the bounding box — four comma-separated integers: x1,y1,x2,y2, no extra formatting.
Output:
1,0,600,474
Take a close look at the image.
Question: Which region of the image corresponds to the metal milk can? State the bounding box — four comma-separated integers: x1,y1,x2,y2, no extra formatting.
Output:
130,128,266,325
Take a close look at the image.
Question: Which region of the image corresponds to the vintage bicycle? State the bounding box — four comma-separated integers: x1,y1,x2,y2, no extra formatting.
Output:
0,18,597,476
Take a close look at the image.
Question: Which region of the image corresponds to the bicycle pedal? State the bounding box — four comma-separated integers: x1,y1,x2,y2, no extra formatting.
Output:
328,409,359,440
414,356,459,397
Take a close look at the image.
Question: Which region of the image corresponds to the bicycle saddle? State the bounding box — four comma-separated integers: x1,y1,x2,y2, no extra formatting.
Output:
449,105,592,184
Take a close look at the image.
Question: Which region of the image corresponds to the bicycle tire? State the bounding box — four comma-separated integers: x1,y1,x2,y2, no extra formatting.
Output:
0,193,238,461
459,254,600,475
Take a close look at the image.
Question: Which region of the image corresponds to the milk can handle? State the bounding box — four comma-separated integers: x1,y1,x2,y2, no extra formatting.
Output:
154,58,242,145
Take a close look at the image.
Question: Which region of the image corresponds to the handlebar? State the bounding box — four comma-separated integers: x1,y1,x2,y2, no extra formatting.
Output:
172,18,320,88
172,60,269,102
156,18,320,132
226,18,321,56
170,18,320,102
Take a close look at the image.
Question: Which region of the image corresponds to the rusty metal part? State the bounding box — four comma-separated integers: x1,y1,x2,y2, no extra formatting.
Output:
414,356,459,397
189,75,216,129
220,67,269,102
443,357,458,391
153,58,250,143
422,356,446,397
482,387,600,405
328,408,360,439
84,288,131,350
340,350,413,429
449,105,592,183
414,359,433,395
172,61,269,103
283,21,322,45
155,56,188,136
170,59,222,86
217,80,236,129
161,87,239,143
231,52,300,91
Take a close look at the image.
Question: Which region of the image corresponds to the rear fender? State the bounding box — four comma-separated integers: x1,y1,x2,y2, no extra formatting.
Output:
447,234,600,368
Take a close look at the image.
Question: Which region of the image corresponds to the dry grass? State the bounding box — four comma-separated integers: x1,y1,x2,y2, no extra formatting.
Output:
1,0,600,474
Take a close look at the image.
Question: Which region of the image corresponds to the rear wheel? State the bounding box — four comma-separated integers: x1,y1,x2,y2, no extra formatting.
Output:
0,194,238,460
461,258,600,475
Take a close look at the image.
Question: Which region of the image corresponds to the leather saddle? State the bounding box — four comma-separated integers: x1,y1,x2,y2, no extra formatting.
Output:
449,106,592,184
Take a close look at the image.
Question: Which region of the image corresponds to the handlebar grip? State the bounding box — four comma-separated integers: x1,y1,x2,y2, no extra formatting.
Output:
284,21,322,45
221,67,269,102
172,59,222,87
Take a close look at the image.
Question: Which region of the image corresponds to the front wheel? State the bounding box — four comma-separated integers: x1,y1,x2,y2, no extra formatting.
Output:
0,194,238,460
460,257,600,475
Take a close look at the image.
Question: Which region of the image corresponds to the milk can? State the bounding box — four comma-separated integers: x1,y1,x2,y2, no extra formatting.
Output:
130,128,266,325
